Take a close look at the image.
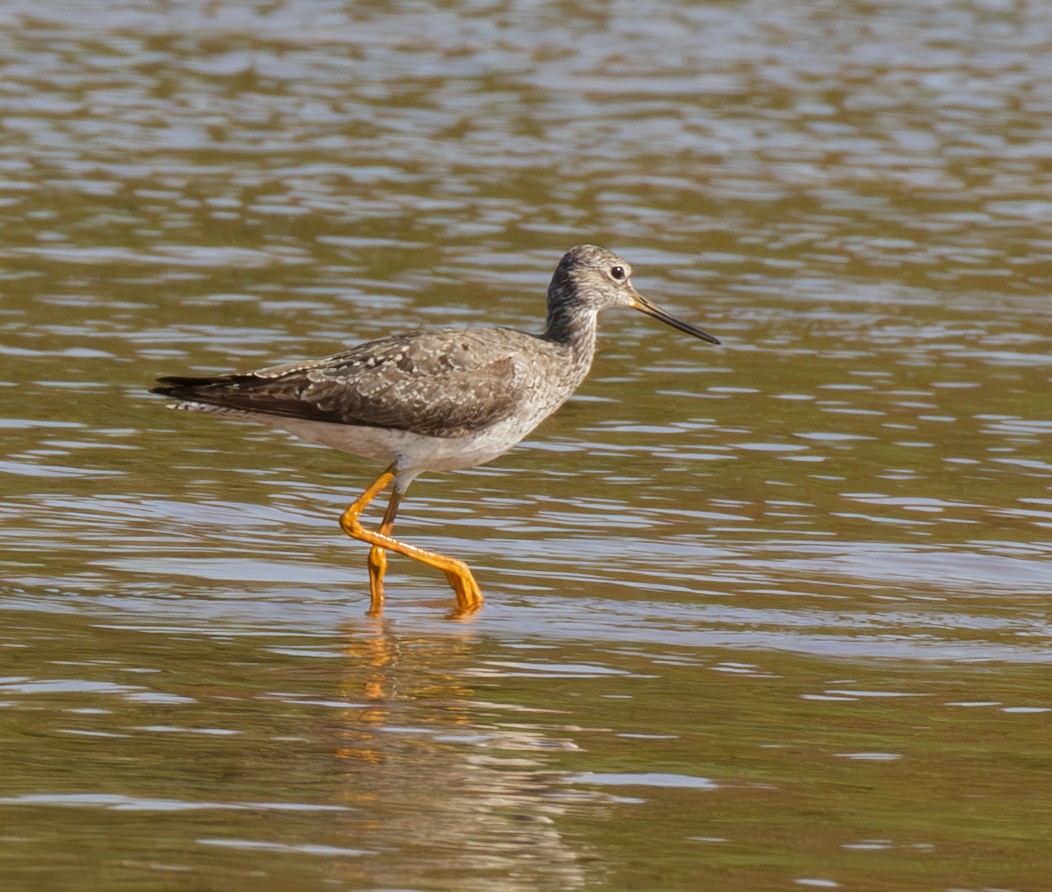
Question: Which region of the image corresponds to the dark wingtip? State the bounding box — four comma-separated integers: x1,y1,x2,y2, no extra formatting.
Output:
149,375,220,398
150,378,178,397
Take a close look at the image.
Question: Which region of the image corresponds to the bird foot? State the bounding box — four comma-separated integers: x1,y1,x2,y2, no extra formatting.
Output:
444,561,484,616
366,546,387,615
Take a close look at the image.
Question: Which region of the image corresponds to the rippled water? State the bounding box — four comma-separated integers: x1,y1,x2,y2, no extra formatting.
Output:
2,0,1051,889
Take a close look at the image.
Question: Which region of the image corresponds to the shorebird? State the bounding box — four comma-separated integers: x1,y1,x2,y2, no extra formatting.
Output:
152,245,719,615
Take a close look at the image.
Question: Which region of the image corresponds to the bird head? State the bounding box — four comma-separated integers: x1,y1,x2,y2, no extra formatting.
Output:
548,245,720,344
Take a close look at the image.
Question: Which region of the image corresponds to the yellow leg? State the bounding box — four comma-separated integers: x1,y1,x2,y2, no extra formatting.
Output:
366,491,401,613
340,467,395,616
339,466,484,615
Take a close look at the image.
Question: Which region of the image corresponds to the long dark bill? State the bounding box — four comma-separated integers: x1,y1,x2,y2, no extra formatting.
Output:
632,294,720,345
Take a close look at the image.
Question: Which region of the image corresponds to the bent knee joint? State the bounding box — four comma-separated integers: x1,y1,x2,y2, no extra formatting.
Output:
340,512,366,537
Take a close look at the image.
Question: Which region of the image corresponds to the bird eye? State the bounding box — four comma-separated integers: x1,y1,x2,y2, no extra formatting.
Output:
610,265,625,280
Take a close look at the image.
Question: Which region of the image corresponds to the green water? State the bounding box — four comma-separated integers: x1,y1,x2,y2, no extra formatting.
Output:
2,1,1051,889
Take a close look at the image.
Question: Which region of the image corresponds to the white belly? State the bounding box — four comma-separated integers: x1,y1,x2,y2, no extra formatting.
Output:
176,400,557,474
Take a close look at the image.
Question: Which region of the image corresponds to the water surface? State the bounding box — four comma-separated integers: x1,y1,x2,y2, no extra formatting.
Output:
2,1,1051,889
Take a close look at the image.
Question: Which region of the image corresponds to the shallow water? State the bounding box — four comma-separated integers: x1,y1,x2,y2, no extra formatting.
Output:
2,0,1051,889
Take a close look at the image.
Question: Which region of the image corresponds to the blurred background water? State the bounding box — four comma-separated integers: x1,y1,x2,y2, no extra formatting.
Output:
1,0,1050,889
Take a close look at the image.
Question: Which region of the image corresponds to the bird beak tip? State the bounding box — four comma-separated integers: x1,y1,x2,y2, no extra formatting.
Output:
631,294,721,346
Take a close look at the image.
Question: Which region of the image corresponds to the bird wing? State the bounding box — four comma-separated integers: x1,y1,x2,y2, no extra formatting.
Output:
153,328,537,439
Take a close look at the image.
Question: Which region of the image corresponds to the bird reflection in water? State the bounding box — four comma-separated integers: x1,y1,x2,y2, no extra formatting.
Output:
326,621,593,889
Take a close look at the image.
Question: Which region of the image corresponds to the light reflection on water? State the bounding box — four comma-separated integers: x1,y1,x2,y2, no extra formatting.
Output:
2,0,1052,887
